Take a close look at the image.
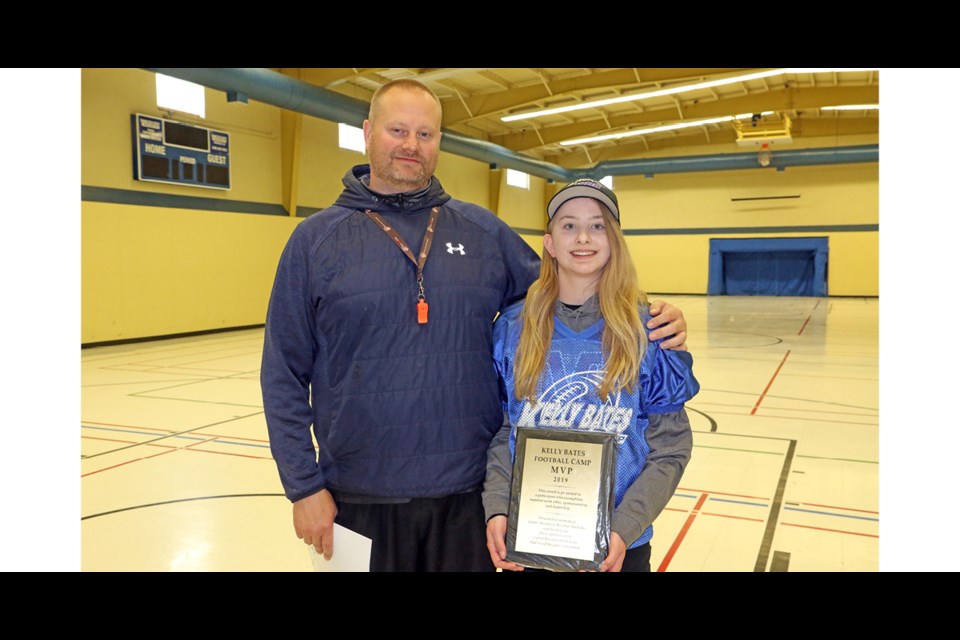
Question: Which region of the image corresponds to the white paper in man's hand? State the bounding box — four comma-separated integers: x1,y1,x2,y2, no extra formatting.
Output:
308,524,372,572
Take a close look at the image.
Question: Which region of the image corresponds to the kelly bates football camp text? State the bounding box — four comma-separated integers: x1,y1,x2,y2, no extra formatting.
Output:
532,446,592,483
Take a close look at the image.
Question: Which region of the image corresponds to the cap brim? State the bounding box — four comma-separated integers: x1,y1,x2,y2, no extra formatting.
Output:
547,186,620,223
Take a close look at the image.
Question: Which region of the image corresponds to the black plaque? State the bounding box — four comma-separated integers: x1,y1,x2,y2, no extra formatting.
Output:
505,427,617,572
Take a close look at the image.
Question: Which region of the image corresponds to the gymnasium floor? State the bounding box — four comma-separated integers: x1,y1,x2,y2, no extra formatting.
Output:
80,294,879,572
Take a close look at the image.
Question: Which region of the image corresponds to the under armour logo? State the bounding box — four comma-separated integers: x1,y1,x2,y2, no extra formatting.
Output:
446,243,466,255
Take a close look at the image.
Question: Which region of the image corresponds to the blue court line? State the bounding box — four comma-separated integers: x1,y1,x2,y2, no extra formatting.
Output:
674,492,877,525
81,424,270,449
709,497,770,508
784,506,879,522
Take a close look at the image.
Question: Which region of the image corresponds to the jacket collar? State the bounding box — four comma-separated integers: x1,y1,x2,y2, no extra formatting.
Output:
337,164,451,214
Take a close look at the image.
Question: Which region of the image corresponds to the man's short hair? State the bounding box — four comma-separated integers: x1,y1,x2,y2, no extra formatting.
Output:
368,79,443,123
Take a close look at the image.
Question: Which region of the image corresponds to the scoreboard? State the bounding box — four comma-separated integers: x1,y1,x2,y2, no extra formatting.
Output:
132,113,231,190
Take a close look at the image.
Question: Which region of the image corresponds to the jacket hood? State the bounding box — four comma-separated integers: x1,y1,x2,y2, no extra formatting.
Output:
335,164,452,214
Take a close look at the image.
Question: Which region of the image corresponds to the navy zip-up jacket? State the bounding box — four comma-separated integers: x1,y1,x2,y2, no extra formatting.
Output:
261,165,540,502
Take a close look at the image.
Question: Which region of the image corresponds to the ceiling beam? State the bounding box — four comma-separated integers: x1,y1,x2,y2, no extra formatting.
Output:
296,68,390,86
440,68,761,125
546,118,879,167
490,85,879,152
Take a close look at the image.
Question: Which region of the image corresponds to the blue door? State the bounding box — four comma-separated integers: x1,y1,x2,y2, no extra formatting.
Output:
708,238,828,296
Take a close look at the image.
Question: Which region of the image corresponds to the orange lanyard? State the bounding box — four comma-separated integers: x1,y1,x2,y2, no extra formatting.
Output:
365,207,440,325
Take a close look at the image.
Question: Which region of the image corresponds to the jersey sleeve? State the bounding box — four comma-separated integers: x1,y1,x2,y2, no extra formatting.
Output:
641,311,700,414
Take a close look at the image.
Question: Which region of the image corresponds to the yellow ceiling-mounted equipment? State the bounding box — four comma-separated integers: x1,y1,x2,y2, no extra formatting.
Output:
735,113,793,147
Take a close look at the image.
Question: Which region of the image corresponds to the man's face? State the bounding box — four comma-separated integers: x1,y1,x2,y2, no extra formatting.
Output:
363,88,442,194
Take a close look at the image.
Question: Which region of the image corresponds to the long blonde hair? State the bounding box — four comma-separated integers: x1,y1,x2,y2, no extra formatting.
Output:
513,204,648,402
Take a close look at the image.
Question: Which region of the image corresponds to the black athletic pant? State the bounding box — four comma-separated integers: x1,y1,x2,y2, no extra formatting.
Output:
334,489,495,572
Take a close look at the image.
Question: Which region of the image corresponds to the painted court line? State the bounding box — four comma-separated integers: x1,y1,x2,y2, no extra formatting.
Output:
701,512,765,523
82,447,180,477
781,522,878,538
700,388,875,411
800,501,878,514
82,424,270,449
658,493,707,572
81,412,265,459
679,487,771,501
783,506,878,522
82,435,227,476
82,421,270,443
751,350,791,415
709,497,769,508
81,493,284,520
753,438,796,572
698,401,878,417
707,409,877,427
81,435,272,460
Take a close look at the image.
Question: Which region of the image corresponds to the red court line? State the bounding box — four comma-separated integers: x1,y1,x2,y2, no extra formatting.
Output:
84,421,176,432
799,502,879,515
82,436,273,460
798,315,811,335
100,365,211,375
781,522,878,538
182,448,272,460
82,421,270,443
82,436,218,477
751,350,791,415
657,493,707,572
662,508,765,523
152,366,253,374
83,435,149,446
82,447,180,477
701,512,765,523
679,487,769,501
80,436,273,478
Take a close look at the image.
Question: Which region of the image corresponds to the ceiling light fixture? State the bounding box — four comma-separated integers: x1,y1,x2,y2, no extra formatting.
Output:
560,112,773,146
820,104,880,111
502,68,879,123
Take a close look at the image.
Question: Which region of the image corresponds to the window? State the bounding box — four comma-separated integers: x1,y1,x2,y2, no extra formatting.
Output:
339,123,366,153
506,168,529,189
156,74,205,118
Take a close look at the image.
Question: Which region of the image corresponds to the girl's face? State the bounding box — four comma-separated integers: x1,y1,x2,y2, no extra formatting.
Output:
543,198,612,285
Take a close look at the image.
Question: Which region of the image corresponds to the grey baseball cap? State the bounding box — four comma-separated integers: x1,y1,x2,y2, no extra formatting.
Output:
546,179,620,225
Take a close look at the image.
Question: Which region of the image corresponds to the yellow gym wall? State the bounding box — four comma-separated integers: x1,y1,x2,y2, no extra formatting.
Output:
494,171,548,255
82,68,299,343
495,161,878,297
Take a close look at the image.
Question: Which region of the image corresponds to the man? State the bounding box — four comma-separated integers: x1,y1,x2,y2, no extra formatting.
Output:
260,79,688,571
